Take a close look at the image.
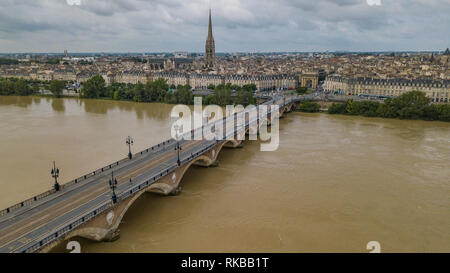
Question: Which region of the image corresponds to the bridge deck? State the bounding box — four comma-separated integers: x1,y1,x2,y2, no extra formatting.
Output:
0,95,297,253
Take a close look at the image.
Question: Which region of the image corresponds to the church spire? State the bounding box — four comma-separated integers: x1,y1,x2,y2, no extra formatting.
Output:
205,8,215,68
208,8,213,39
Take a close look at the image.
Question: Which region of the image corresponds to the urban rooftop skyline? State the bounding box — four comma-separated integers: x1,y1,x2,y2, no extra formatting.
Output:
0,0,449,53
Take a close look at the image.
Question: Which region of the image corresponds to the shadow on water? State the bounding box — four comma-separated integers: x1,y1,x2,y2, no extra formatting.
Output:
78,98,172,121
51,99,65,113
0,96,34,108
32,97,41,105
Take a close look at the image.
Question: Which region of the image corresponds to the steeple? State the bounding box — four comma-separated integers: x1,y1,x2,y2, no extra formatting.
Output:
208,8,213,40
205,8,215,68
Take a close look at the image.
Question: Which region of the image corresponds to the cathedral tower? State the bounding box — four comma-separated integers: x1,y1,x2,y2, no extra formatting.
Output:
205,9,215,68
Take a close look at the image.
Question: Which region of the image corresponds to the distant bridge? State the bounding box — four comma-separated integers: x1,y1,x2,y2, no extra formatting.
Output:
0,94,301,253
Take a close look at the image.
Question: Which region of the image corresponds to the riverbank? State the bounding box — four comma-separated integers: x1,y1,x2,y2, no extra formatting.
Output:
3,89,449,123
1,96,449,252
296,91,450,122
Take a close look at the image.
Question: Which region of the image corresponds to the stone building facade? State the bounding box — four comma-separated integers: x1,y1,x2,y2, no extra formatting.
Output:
324,75,450,103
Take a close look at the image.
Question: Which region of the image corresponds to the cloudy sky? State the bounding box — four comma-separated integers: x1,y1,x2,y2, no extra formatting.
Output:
0,0,449,53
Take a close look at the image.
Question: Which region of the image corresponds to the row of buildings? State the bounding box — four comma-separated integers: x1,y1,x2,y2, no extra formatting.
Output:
324,75,450,103
154,73,297,91
0,68,307,92
106,72,298,91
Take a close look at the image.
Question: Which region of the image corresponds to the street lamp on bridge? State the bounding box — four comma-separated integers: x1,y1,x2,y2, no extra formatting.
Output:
174,124,182,166
109,171,118,204
126,136,134,160
50,161,60,192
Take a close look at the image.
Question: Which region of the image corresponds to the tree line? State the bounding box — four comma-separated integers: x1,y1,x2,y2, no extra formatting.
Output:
80,75,257,106
328,91,450,122
0,77,67,97
0,57,19,65
1,75,257,106
204,83,257,106
0,78,35,96
297,101,321,112
80,75,193,104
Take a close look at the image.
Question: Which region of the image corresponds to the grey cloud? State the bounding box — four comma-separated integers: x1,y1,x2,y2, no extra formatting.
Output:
0,0,448,52
76,0,141,16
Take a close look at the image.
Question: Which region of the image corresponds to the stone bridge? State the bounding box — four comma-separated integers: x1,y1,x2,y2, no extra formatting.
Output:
0,95,300,253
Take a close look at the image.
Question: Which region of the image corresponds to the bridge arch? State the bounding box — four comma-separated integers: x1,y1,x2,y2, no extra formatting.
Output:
290,103,297,112
40,140,247,252
15,95,305,253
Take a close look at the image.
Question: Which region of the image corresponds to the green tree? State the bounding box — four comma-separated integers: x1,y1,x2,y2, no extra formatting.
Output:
345,99,356,115
49,80,65,98
133,82,147,102
434,104,450,122
242,84,257,92
327,91,446,122
46,58,60,64
164,92,178,104
147,78,169,102
30,83,40,94
236,87,256,106
204,94,216,105
81,75,106,98
298,101,320,113
15,78,31,96
393,91,431,119
0,58,19,65
214,85,232,106
0,78,14,95
328,102,348,114
376,98,397,118
422,105,440,121
113,90,120,100
176,85,193,104
296,86,308,95
347,101,380,117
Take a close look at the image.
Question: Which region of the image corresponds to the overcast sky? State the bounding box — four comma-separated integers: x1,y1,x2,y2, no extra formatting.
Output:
0,0,449,53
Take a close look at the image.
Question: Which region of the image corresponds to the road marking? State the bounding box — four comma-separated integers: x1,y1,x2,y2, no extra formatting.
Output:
0,140,203,249
0,109,264,252
0,214,49,242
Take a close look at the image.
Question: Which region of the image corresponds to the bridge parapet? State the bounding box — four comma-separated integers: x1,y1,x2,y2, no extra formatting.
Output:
3,93,303,253
0,139,177,219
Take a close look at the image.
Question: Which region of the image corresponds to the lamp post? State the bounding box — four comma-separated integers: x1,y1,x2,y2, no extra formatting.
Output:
109,171,118,204
126,136,134,160
174,124,182,166
51,161,60,192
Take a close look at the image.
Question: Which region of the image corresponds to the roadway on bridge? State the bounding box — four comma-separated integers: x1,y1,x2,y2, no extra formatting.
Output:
0,104,258,253
0,139,208,252
0,94,292,253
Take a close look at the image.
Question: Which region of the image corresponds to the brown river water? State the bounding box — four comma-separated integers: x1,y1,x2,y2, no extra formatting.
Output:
0,96,449,253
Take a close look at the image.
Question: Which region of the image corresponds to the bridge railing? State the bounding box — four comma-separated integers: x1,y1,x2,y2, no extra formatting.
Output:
0,190,56,217
22,141,220,253
0,138,176,218
23,201,113,253
18,96,297,252
5,105,257,218
21,116,257,253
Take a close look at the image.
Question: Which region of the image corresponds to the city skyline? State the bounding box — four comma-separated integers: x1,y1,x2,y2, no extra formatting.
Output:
0,0,449,53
